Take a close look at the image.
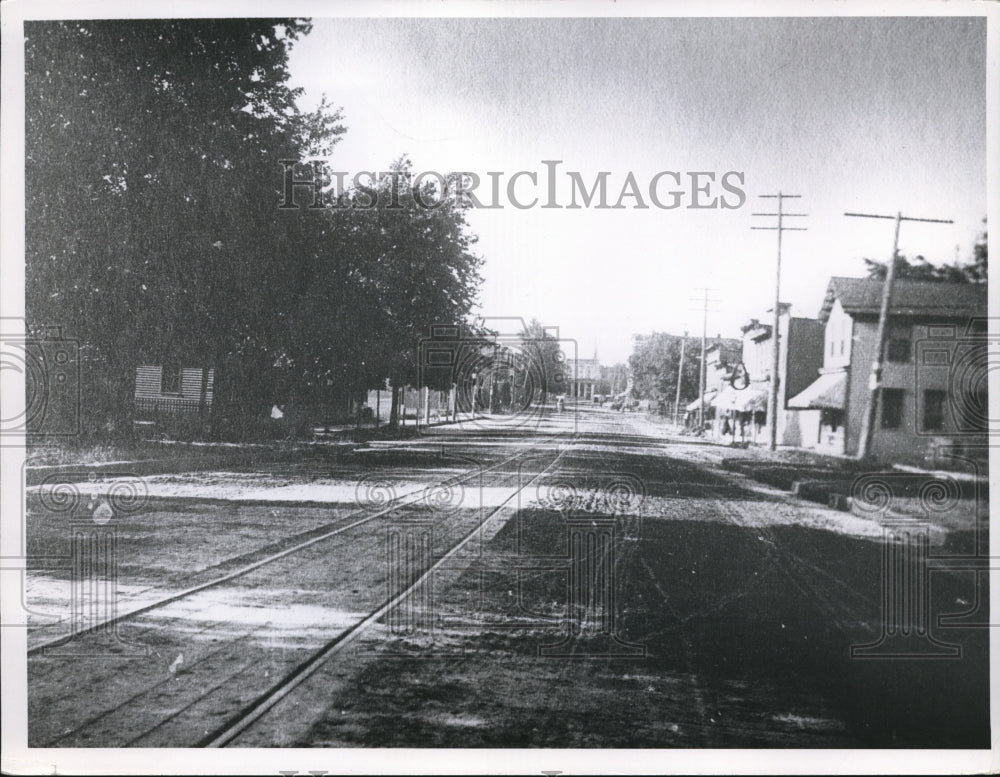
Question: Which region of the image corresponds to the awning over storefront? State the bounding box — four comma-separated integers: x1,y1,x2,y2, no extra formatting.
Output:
710,388,733,410
739,388,769,412
787,371,847,410
685,390,717,412
712,386,769,413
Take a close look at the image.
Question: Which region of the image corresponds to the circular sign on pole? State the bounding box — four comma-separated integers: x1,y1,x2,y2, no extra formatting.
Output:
730,362,750,391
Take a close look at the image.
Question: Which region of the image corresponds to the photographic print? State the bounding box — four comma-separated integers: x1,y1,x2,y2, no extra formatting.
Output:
1,1,996,774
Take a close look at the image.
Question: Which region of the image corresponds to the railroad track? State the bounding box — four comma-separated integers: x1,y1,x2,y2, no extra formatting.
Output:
29,433,572,747
201,443,571,747
28,433,566,657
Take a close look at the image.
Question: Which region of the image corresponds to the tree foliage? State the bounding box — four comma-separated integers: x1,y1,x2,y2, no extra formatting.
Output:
863,223,987,284
25,20,484,440
26,19,344,437
516,318,568,404
276,160,483,427
628,333,702,413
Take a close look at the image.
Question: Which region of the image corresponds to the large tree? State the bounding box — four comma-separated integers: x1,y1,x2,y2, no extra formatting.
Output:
275,160,484,430
628,332,702,413
516,318,568,406
25,19,345,439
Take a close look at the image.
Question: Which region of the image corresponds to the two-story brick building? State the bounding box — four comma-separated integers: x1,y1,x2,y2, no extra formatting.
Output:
788,276,989,463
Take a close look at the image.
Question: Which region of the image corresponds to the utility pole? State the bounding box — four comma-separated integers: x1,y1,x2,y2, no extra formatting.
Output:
699,291,707,431
752,192,807,451
687,290,720,435
488,342,498,413
673,331,687,427
846,210,953,461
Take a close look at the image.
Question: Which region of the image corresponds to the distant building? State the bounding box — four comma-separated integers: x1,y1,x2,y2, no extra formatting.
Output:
565,354,601,399
701,338,742,433
682,336,740,431
711,305,824,446
706,338,743,385
788,277,989,463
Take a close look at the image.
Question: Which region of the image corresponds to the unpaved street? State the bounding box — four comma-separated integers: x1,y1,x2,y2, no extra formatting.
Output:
27,405,988,747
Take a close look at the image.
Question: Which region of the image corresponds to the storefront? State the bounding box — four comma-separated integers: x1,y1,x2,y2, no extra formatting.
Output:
787,369,847,454
711,384,769,444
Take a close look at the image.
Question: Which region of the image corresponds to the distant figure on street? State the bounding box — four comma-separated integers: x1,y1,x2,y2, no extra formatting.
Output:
270,404,285,438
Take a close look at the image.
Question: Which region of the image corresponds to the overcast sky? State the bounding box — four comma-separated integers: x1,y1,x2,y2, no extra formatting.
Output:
287,15,987,364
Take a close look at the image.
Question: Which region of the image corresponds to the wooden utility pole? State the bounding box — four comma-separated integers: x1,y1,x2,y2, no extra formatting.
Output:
488,344,497,413
688,289,719,435
752,192,807,451
673,331,687,426
699,292,707,431
847,210,953,461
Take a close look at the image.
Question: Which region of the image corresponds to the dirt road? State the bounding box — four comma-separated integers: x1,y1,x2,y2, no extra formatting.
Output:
26,405,989,747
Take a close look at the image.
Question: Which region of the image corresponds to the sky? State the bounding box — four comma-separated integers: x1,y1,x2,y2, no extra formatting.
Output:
286,15,987,364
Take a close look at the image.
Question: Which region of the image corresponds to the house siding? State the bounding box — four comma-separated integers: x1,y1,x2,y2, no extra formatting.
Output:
844,318,876,457
824,299,853,370
841,317,988,464
134,365,215,416
790,302,851,455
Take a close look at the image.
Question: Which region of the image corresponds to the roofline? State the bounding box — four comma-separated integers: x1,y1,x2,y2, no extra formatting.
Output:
818,275,987,322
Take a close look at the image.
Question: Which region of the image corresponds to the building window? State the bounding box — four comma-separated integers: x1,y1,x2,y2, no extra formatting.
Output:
922,389,946,432
839,339,845,356
161,365,182,394
887,337,911,363
881,388,904,429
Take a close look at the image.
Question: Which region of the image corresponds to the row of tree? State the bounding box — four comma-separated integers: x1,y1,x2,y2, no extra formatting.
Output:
863,228,988,282
25,19,485,440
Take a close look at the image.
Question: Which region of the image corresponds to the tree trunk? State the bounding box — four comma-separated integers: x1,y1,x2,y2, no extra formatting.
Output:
209,351,230,441
389,383,400,429
198,367,210,419
87,347,137,443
